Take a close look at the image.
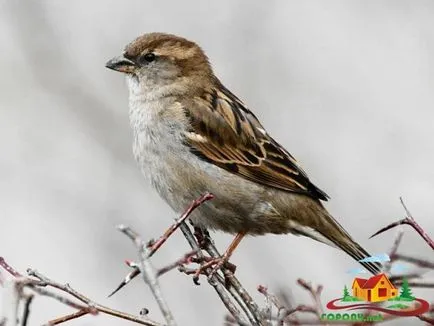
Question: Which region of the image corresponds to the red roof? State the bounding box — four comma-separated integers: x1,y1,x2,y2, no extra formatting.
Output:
352,278,368,287
352,273,396,290
362,274,385,289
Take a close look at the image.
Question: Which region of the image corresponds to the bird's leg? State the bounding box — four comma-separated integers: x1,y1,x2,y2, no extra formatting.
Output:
210,231,244,275
193,232,245,281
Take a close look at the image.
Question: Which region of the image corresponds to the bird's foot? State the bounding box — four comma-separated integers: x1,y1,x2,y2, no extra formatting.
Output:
193,226,213,249
189,255,236,284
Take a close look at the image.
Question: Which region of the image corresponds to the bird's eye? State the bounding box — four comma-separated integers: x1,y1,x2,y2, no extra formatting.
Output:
140,52,156,64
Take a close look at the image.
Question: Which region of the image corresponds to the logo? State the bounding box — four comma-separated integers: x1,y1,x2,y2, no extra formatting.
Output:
322,254,430,322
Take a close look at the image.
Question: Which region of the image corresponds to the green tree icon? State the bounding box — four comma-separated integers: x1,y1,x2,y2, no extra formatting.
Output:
343,285,350,300
399,278,415,300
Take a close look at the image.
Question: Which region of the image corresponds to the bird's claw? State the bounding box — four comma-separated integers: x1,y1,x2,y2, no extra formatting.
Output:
192,257,221,283
191,255,237,284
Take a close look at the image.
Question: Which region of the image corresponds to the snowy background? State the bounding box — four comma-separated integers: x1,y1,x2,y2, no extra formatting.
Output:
1,1,433,325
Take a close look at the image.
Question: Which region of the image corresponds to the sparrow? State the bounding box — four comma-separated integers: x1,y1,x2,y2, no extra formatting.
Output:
106,32,381,275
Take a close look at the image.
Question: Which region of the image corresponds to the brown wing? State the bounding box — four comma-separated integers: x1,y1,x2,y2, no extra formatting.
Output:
182,79,329,201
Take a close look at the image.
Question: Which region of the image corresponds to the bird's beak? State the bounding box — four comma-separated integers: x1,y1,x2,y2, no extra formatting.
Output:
105,56,136,73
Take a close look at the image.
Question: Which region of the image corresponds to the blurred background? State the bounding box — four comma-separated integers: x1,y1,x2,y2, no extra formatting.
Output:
0,1,433,325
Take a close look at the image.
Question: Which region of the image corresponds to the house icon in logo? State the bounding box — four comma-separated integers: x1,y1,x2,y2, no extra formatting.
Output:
351,273,398,302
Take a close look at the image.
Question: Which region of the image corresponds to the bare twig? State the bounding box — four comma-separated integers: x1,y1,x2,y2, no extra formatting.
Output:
118,225,176,326
45,309,89,325
257,285,287,325
31,286,91,312
224,314,256,326
418,314,434,325
296,279,324,317
2,276,92,325
148,193,214,257
111,193,253,325
383,230,404,273
27,272,159,325
37,283,157,324
0,259,162,326
0,257,22,277
197,228,264,326
178,223,249,325
389,273,422,283
109,193,214,297
257,286,284,314
157,250,198,277
20,294,33,326
392,280,434,288
257,284,325,325
365,205,434,326
27,269,93,304
1,278,21,326
392,254,434,269
370,198,434,250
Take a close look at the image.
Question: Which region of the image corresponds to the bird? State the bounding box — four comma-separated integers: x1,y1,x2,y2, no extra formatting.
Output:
105,32,382,276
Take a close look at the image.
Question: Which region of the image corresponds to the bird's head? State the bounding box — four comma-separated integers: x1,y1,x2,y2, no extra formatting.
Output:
106,33,213,92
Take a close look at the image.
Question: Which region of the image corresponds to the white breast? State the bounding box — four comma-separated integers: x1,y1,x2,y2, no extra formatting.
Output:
127,76,193,207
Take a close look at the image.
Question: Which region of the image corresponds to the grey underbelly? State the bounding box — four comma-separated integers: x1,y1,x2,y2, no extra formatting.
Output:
133,141,288,234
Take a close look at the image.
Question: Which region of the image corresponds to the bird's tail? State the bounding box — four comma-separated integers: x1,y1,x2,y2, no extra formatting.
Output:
317,210,382,275
331,234,382,275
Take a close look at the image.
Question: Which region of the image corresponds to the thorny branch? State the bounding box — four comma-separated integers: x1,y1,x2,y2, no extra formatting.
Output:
178,220,251,325
0,257,161,326
370,197,434,250
117,225,177,326
256,283,322,325
109,192,214,297
1,196,433,325
112,192,261,325
191,227,263,325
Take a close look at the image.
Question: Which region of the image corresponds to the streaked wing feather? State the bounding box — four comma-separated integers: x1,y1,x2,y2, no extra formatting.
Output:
182,79,329,201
